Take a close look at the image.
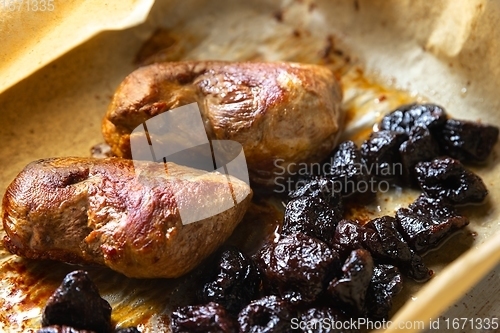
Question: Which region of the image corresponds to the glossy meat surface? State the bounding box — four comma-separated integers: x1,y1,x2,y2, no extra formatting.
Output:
2,157,252,278
103,61,343,185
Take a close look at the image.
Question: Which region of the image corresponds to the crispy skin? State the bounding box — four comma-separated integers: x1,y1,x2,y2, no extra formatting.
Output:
102,61,343,185
2,157,252,278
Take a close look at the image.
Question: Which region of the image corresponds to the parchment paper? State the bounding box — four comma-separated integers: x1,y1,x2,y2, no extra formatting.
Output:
0,0,155,94
1,0,499,332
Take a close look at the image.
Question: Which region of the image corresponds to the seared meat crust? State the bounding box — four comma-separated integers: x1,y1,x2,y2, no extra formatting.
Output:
2,157,252,278
103,61,343,185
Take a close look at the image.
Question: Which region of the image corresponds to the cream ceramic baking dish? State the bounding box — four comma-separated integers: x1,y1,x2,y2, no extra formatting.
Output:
1,0,499,332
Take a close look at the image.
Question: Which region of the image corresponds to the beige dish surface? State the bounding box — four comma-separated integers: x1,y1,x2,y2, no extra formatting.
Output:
1,0,500,332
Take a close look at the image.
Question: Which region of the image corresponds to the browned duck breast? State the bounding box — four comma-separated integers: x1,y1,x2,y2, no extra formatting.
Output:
2,157,252,278
102,61,344,186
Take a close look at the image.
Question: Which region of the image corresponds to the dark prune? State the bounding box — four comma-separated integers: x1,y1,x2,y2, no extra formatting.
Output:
399,126,440,185
201,247,261,314
36,326,95,333
238,296,294,333
379,103,447,134
42,271,112,333
438,119,499,163
282,196,342,245
396,195,469,253
361,130,408,181
406,252,432,281
331,219,379,260
327,140,373,197
289,175,344,207
327,249,374,316
365,216,411,262
254,242,273,271
171,302,237,333
364,265,403,320
115,329,140,333
298,307,359,333
331,219,430,281
255,233,339,304
365,216,431,281
415,157,488,205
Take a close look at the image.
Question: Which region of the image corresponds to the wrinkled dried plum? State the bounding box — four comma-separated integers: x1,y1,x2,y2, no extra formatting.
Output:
361,131,408,182
406,252,432,281
238,296,294,333
171,302,237,333
42,271,112,333
289,175,344,207
379,103,447,134
282,196,342,245
365,217,412,262
438,119,499,163
36,326,95,333
396,195,469,253
201,247,261,314
399,126,441,185
328,249,374,316
327,140,374,197
415,157,488,205
365,216,431,281
297,307,359,333
364,265,403,320
331,220,379,260
255,233,339,304
331,219,430,281
361,130,408,181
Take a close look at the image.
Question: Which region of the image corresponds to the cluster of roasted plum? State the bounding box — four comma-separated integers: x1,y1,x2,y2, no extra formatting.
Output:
36,270,139,333
171,103,498,332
